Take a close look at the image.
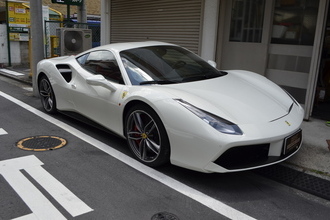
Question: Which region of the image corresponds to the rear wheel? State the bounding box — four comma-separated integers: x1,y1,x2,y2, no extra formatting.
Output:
125,104,170,167
39,76,57,113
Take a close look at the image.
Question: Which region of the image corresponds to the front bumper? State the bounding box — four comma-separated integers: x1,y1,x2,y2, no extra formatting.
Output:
213,129,302,171
157,98,304,173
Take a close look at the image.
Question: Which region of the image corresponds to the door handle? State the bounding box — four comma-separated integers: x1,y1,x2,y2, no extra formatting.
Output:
71,84,77,89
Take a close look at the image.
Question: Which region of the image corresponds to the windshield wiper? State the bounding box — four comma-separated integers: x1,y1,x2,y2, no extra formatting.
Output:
181,70,228,83
181,74,219,82
140,80,177,85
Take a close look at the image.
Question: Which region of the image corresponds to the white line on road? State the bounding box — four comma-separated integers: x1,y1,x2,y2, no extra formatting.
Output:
22,87,33,92
0,68,25,76
0,128,8,135
12,213,38,220
0,90,256,220
0,155,93,219
25,162,93,217
0,157,66,220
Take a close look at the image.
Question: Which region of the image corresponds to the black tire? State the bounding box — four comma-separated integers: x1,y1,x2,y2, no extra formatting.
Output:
39,76,57,114
125,104,170,167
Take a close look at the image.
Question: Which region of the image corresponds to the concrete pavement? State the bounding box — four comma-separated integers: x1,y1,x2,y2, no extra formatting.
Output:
287,117,330,181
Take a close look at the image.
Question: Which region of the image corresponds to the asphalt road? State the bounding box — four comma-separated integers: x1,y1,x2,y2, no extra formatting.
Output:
1,75,330,220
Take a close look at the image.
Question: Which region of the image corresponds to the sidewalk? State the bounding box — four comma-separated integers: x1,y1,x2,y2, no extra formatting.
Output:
286,117,330,181
0,65,329,181
0,65,32,85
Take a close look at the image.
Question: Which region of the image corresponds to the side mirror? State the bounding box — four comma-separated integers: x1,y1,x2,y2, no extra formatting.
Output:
86,75,117,92
207,60,217,68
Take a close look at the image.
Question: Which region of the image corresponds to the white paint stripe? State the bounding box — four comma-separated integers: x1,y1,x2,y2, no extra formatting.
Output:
0,90,256,220
25,165,94,216
0,155,44,171
0,128,8,135
0,155,93,218
12,213,38,220
0,68,25,76
0,169,66,220
23,87,33,92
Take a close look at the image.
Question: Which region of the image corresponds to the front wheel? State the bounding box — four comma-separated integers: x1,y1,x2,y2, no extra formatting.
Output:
125,104,170,167
39,76,57,114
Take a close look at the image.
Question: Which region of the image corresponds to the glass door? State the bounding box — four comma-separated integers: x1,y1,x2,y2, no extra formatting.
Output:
230,0,265,43
266,0,320,107
219,0,272,75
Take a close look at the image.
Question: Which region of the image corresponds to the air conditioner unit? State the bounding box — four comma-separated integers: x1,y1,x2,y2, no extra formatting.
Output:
57,28,92,56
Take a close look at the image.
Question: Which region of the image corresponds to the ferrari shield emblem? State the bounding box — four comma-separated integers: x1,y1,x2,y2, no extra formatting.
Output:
285,121,291,126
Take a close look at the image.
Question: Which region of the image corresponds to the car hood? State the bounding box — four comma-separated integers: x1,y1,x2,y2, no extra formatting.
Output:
154,70,293,124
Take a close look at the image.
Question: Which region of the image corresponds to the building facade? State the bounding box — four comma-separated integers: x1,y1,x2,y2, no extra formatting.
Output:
101,0,330,120
0,0,101,17
0,0,101,65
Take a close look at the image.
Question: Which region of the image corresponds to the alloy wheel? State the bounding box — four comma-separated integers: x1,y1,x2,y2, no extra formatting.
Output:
126,109,161,163
39,77,56,113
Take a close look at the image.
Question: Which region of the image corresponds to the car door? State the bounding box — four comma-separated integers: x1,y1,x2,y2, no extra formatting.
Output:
70,50,126,132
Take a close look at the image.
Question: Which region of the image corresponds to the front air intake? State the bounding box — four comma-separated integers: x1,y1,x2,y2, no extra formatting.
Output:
214,144,270,170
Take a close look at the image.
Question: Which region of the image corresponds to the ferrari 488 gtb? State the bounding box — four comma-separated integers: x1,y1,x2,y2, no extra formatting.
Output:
37,41,304,173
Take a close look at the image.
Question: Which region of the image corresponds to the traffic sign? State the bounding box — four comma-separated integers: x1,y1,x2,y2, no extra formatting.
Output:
51,0,84,6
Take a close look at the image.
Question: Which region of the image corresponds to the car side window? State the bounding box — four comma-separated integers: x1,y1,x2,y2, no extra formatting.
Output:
77,51,124,84
76,53,88,65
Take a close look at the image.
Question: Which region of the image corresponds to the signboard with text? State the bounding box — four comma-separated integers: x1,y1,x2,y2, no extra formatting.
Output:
51,0,84,6
8,2,30,27
6,2,50,44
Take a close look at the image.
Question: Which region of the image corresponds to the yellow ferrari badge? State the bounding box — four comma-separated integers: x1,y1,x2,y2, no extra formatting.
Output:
122,91,128,99
285,121,291,126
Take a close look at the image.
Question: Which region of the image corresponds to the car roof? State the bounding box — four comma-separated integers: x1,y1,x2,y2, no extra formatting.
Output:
81,41,175,55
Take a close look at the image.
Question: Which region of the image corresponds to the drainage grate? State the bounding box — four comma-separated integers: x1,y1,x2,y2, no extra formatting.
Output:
151,212,179,220
16,136,67,151
255,164,330,201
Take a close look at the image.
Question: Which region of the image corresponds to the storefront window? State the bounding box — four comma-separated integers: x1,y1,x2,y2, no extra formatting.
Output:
230,0,266,42
271,0,319,45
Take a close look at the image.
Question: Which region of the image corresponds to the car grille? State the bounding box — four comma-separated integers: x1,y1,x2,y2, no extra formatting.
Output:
214,143,300,170
214,144,272,170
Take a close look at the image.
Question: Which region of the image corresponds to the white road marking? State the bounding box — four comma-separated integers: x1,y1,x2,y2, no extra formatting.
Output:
12,213,37,220
22,87,33,92
25,163,93,217
0,68,25,76
0,156,66,220
0,155,93,219
0,128,8,135
0,90,256,220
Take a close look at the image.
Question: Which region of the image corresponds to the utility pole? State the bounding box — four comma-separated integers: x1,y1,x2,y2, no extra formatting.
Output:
30,0,44,96
77,1,87,23
5,1,11,67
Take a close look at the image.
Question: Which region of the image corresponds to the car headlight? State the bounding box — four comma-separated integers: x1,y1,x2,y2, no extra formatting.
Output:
175,99,243,135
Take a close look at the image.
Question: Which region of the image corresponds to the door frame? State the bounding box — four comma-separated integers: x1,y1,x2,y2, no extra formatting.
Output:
304,0,329,119
216,0,274,75
216,0,330,120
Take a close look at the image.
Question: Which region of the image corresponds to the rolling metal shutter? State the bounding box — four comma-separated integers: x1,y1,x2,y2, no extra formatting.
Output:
110,0,203,54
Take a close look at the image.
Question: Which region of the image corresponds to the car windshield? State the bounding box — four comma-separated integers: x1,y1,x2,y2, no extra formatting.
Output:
120,45,226,85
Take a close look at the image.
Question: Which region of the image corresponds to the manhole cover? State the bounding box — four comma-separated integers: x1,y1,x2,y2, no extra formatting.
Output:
151,212,179,220
16,135,67,151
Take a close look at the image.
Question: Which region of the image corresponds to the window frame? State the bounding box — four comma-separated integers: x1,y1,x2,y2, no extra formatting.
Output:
76,50,124,84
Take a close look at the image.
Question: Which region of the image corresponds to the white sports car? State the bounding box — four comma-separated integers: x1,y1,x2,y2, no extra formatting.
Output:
37,41,304,173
